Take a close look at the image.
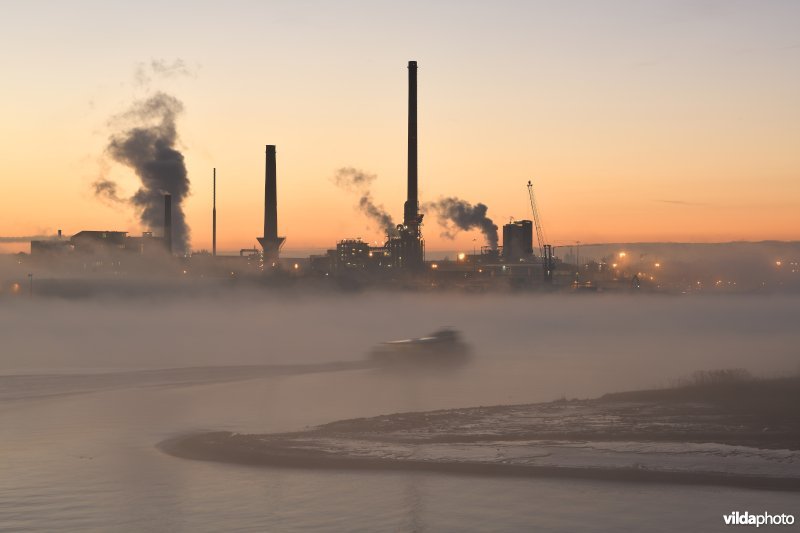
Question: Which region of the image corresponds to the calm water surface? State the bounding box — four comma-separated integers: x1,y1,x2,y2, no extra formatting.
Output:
2,294,798,531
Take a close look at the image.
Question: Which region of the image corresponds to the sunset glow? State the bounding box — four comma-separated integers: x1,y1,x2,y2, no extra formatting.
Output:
1,1,798,253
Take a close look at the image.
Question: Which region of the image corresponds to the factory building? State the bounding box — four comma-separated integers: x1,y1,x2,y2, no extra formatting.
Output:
30,230,72,256
32,231,167,257
30,240,72,255
387,229,424,270
123,232,168,255
70,231,128,254
30,195,173,263
336,239,371,270
332,239,391,271
502,220,534,261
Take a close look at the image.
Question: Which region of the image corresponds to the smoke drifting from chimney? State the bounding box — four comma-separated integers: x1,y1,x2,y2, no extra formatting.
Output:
95,92,191,254
424,197,499,250
134,58,196,87
93,178,124,205
333,167,397,237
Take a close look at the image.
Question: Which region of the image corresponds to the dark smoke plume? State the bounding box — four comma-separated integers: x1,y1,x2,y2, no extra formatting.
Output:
424,197,499,249
96,92,191,253
333,167,397,237
93,178,124,205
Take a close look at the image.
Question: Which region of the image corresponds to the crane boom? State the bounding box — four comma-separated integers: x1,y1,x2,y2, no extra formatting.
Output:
527,180,545,257
527,180,555,283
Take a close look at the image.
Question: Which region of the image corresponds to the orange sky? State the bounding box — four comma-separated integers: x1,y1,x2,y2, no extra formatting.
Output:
1,1,799,254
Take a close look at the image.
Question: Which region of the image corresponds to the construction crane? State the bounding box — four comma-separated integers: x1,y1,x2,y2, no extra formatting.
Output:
527,180,555,283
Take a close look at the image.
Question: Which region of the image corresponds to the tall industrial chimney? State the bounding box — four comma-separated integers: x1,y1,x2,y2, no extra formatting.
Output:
212,168,217,257
403,60,419,228
389,60,425,270
164,193,173,255
257,145,285,260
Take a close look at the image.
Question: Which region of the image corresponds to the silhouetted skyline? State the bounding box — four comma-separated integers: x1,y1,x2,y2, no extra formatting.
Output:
1,0,799,254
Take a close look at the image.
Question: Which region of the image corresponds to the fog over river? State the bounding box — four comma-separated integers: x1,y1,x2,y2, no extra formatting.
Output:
1,292,798,531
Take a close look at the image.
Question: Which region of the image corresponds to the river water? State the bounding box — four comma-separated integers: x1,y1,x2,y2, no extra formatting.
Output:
1,292,798,531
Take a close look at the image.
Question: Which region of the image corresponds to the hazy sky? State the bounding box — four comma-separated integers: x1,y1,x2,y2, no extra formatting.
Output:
1,0,798,253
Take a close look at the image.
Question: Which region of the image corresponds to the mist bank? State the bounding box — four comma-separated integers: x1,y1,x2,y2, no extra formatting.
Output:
2,240,799,295
2,292,798,393
159,375,800,491
0,362,370,402
566,241,800,288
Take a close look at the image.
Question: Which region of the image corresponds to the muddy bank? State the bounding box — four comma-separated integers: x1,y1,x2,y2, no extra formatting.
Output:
159,377,800,491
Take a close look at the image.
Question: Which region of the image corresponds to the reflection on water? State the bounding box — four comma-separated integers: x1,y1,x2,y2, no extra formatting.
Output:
403,474,425,533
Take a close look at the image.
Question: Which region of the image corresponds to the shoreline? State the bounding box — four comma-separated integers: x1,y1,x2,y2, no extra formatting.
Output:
157,377,800,491
158,432,800,491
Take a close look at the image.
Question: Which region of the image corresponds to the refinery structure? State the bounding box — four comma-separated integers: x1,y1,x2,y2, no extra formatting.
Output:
13,60,793,295
20,60,572,290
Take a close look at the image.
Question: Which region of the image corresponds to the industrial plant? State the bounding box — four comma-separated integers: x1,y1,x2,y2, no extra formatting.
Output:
8,60,797,295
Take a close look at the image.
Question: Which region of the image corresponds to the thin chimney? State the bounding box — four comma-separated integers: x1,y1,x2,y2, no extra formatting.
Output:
212,168,217,257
